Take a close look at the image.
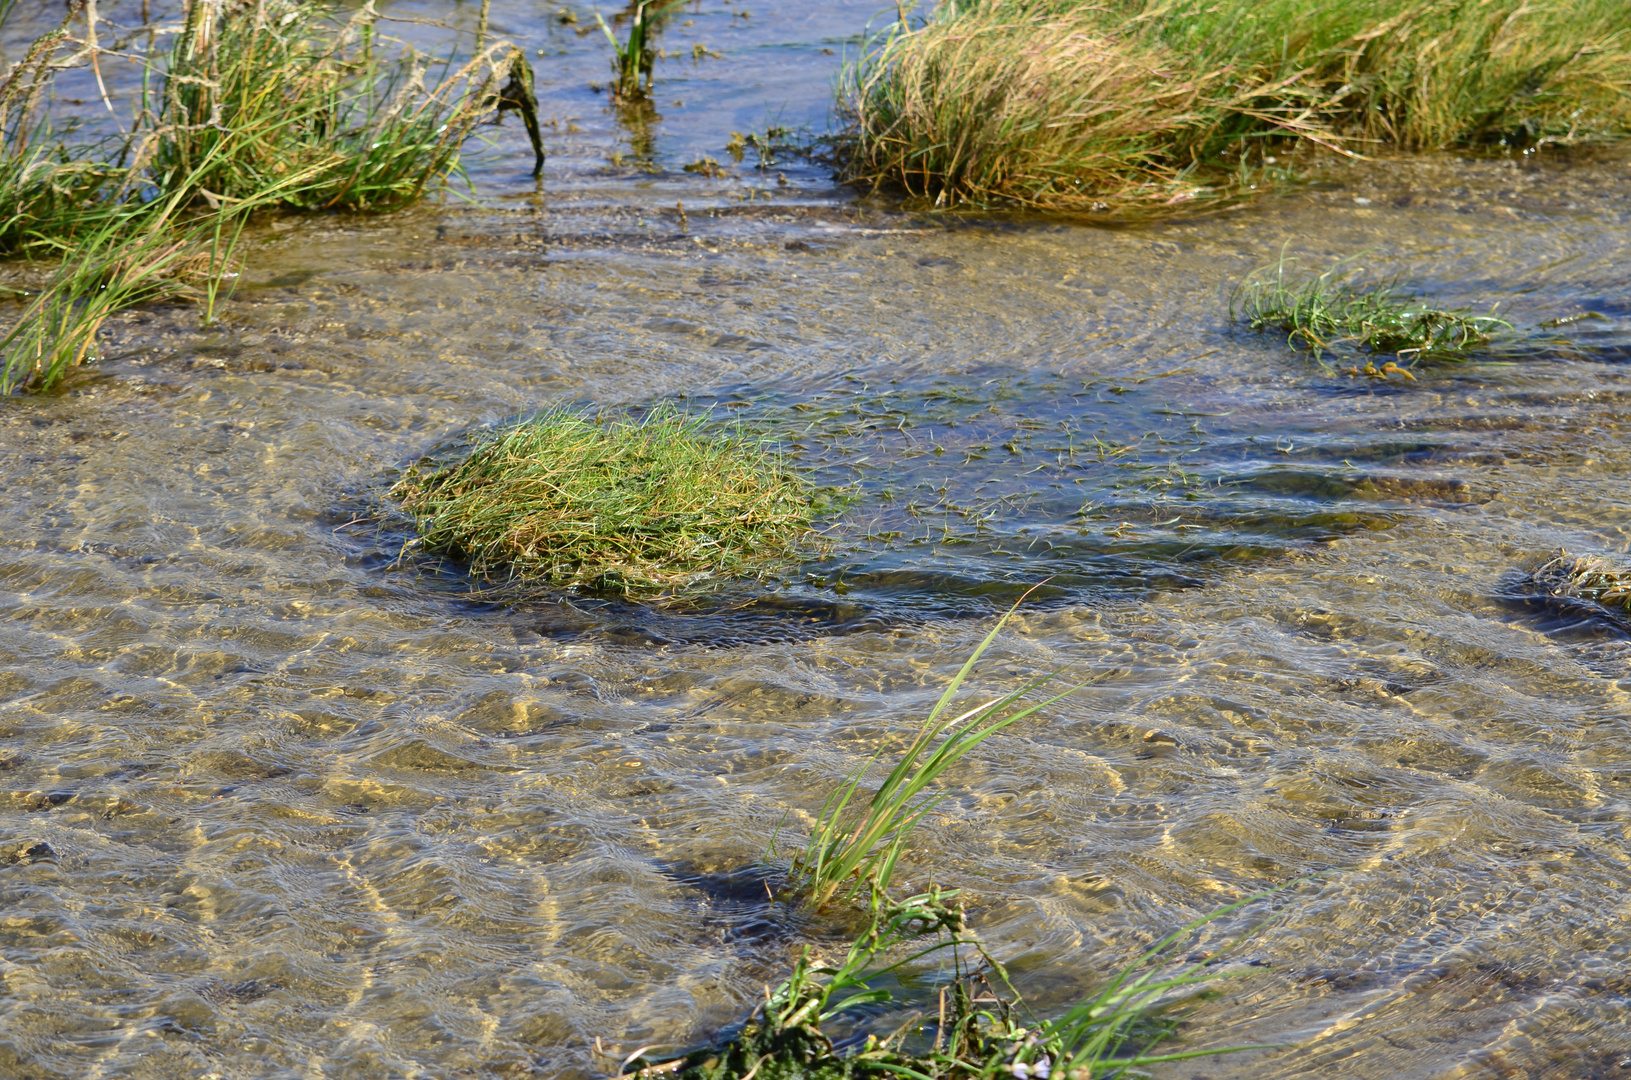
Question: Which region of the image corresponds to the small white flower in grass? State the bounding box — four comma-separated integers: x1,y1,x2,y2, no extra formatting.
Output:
1034,1055,1051,1079
1010,1065,1030,1079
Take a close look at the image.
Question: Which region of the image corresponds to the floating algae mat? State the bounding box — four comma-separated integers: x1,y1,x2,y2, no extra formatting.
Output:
392,408,813,596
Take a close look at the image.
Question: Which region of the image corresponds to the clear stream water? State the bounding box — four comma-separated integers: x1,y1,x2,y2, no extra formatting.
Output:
3,3,1631,1078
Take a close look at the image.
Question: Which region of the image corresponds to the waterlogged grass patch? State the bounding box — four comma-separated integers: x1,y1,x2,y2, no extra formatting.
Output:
839,0,1631,212
633,887,1266,1080
1234,263,1508,368
1534,549,1631,619
392,408,813,597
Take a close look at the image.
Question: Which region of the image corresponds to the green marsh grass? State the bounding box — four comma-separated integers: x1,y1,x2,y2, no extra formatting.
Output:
839,0,1631,211
153,0,533,212
637,885,1270,1080
0,150,313,393
391,407,814,597
1,0,542,392
0,5,128,255
784,601,1073,910
598,1,683,99
1234,262,1508,366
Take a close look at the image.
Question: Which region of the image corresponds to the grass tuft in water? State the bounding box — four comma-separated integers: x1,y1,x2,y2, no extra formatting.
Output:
391,407,814,597
1233,262,1508,366
838,0,1631,211
784,600,1072,910
153,0,527,212
627,612,1272,1079
1534,549,1631,618
598,1,683,99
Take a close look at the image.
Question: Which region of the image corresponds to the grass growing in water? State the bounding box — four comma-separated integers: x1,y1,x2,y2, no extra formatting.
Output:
1,0,541,392
1534,549,1631,619
1233,262,1507,367
391,408,813,597
786,603,1073,910
153,0,536,212
839,0,1631,211
627,607,1272,1079
597,1,683,99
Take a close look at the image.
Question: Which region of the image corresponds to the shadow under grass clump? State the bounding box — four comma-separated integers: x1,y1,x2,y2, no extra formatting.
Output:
392,408,814,598
1233,262,1508,372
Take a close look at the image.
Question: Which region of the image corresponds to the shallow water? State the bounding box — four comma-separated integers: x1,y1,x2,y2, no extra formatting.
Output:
3,4,1631,1079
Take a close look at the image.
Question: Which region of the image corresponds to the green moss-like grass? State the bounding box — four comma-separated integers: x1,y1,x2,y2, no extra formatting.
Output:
392,408,814,597
838,0,1631,212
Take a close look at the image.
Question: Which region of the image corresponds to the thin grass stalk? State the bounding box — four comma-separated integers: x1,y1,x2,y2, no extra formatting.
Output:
789,595,1078,910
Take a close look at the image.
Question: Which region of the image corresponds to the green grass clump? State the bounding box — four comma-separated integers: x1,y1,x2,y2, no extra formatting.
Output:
391,408,814,597
1233,262,1508,366
153,0,522,212
838,0,1631,211
637,886,1264,1080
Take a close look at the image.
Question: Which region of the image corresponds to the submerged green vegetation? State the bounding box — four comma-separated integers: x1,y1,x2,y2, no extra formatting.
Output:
626,608,1270,1080
1234,261,1509,368
391,408,814,597
0,0,541,393
839,0,1631,210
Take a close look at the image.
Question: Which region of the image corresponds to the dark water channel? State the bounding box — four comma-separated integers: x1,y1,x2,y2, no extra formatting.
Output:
3,3,1631,1078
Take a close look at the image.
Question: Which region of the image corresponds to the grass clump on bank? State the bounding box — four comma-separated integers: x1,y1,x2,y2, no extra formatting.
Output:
625,606,1271,1079
1,0,542,393
1233,261,1508,368
838,0,1631,211
391,408,814,597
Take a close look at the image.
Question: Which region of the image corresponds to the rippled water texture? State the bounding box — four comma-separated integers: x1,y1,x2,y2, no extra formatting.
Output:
3,3,1631,1078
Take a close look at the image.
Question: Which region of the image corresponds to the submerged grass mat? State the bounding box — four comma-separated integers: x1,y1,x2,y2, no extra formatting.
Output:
392,408,814,597
1233,262,1508,368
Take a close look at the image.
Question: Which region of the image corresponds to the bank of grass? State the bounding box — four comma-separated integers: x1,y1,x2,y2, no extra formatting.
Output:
1233,261,1509,367
839,0,1631,211
627,606,1272,1079
1,0,541,392
391,408,814,597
